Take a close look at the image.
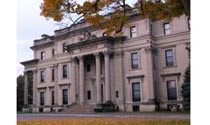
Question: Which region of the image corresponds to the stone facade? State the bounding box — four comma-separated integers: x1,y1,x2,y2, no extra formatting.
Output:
21,15,190,113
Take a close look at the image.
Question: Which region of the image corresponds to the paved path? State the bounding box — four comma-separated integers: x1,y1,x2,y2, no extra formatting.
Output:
17,113,190,121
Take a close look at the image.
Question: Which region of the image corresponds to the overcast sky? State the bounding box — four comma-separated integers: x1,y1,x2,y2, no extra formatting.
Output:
17,0,137,76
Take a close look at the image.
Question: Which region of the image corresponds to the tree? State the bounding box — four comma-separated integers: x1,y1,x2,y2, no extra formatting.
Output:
17,75,24,112
40,0,190,36
181,65,190,111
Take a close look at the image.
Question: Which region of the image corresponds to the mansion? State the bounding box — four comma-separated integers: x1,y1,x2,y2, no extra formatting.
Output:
21,14,190,113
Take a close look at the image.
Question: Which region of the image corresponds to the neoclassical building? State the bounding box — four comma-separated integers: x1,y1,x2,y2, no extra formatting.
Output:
21,14,190,113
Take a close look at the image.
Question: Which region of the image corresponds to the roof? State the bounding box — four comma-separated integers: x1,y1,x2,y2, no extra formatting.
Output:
20,59,39,65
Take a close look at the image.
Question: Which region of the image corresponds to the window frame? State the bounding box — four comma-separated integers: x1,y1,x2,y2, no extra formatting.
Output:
51,91,54,105
51,69,55,81
87,90,91,100
163,22,171,35
63,43,67,53
165,49,174,67
167,80,177,101
40,51,45,60
130,25,137,38
131,52,140,69
132,82,141,102
62,64,68,78
40,92,45,106
52,49,55,57
40,70,45,83
62,89,68,105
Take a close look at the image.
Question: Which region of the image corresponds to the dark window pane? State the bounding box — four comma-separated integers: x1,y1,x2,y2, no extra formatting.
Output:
40,92,44,106
62,89,68,105
40,71,45,82
87,63,91,72
87,90,91,100
52,49,55,57
63,65,67,78
116,91,119,98
51,91,54,105
167,81,177,100
52,69,55,81
132,82,141,102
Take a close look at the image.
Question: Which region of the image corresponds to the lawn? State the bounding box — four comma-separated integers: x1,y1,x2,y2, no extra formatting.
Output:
17,117,190,125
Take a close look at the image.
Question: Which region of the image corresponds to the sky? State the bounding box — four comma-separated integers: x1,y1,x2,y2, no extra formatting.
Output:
17,0,137,76
17,0,58,76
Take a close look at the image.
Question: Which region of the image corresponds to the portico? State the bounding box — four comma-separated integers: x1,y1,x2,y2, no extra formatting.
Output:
70,50,111,105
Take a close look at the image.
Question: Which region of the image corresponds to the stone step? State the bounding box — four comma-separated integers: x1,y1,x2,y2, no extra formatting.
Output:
62,104,95,114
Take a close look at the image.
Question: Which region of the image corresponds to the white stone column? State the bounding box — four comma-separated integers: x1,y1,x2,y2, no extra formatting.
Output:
71,57,76,103
95,53,102,104
32,70,37,107
104,51,111,101
54,64,59,106
24,71,28,106
79,56,85,104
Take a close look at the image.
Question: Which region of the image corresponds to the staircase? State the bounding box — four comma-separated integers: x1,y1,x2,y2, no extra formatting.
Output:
62,104,95,114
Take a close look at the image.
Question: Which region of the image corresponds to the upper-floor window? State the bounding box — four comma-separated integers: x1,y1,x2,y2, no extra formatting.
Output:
132,82,141,102
116,91,119,98
163,22,171,35
187,17,190,30
130,26,137,38
52,49,55,57
62,64,68,78
40,70,45,82
131,52,139,69
63,43,67,53
40,92,45,106
51,69,55,81
165,49,174,67
62,89,68,105
41,52,45,60
167,80,177,100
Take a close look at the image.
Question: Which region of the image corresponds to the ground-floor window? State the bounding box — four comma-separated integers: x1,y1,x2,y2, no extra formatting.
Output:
87,90,91,100
62,89,68,105
132,82,141,102
40,92,44,106
167,80,177,100
51,91,54,105
133,105,139,112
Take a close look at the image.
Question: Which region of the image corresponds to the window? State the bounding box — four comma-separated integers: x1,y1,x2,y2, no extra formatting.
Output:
41,52,45,60
40,92,45,106
87,90,91,100
40,71,45,82
51,69,55,81
130,26,137,38
62,89,68,105
63,43,67,53
167,80,177,100
116,91,119,98
132,82,141,102
51,91,54,105
52,49,55,57
62,65,68,78
163,22,171,35
165,49,174,67
131,52,139,69
87,63,91,72
133,105,139,112
187,17,190,30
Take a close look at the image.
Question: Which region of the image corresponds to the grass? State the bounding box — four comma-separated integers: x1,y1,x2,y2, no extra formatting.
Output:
17,117,190,125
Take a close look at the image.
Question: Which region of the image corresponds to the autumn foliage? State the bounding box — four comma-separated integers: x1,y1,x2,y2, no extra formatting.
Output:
17,117,190,125
40,0,190,35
